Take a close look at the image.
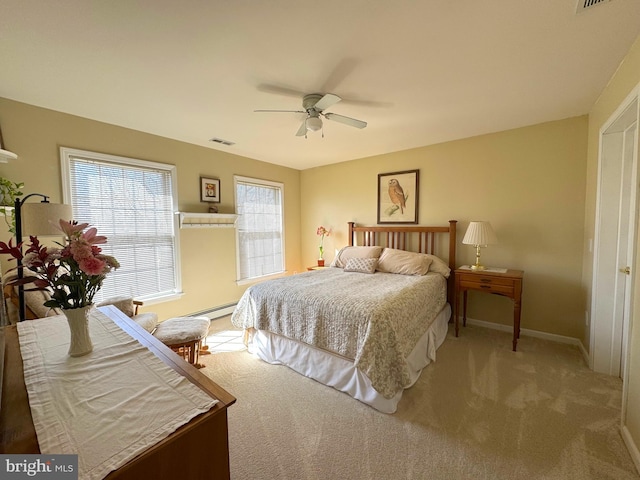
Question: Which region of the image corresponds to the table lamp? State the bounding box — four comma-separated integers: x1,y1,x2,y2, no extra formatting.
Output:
462,221,498,271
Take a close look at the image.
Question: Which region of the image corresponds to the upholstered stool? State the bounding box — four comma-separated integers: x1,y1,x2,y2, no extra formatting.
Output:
153,316,211,367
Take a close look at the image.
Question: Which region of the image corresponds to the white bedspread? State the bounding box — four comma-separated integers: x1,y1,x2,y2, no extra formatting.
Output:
17,308,218,480
232,268,446,398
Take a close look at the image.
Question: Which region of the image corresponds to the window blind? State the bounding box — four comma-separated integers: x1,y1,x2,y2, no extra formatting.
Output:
235,176,284,281
64,152,179,302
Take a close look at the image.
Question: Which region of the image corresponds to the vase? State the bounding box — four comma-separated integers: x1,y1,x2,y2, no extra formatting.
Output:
317,258,325,267
64,305,94,357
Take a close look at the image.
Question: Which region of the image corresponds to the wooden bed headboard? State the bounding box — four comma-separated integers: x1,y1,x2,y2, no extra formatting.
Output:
347,221,458,304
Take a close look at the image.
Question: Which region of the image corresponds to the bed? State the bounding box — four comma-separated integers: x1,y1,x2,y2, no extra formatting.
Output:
231,221,457,413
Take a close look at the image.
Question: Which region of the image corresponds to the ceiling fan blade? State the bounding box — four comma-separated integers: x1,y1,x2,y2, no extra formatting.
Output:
323,113,367,129
320,58,359,93
256,83,306,98
295,121,307,137
337,97,394,108
313,93,341,112
254,109,305,113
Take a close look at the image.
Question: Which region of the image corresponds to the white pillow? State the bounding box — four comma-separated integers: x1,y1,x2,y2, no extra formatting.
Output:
376,248,433,276
425,254,451,278
344,257,378,274
330,246,383,268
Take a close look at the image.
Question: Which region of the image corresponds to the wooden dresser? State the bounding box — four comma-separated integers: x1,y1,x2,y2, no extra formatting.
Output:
0,306,236,479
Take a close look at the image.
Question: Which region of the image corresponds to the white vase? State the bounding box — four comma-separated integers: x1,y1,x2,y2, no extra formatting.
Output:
64,305,94,357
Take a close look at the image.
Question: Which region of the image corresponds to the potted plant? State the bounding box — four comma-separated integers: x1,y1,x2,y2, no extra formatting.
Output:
316,225,331,266
0,177,23,235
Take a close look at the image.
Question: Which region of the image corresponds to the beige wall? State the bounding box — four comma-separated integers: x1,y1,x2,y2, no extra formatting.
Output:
0,96,589,339
0,97,302,321
584,34,640,464
301,116,588,338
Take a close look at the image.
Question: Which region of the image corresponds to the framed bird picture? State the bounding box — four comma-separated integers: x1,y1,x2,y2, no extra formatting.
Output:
377,169,419,224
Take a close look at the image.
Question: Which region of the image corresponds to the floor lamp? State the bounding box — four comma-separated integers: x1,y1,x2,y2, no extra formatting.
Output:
14,194,72,321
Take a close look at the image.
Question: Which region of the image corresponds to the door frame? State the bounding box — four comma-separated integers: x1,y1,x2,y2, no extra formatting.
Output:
590,84,639,379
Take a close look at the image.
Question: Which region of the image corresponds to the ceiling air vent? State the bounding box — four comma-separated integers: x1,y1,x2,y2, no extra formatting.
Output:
576,0,610,13
209,137,235,146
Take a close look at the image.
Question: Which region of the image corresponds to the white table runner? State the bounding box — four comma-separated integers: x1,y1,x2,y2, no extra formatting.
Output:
17,309,218,480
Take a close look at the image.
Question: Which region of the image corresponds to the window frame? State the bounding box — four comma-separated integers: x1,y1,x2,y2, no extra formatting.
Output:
234,175,286,285
60,147,182,305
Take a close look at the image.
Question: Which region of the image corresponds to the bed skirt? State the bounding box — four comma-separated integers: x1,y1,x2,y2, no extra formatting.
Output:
246,303,451,414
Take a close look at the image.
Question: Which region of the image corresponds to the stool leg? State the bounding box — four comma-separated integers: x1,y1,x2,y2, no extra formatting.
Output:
189,343,196,365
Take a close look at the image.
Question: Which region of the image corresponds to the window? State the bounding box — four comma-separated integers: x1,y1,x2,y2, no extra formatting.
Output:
234,175,285,283
61,147,181,303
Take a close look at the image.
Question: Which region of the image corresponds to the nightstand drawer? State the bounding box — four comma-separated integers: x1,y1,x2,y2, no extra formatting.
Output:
459,280,514,295
457,273,515,287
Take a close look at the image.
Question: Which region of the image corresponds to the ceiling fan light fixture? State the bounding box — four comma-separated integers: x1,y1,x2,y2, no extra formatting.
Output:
306,116,323,132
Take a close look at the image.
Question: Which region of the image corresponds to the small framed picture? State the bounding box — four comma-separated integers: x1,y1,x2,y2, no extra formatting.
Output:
200,177,220,203
377,169,419,224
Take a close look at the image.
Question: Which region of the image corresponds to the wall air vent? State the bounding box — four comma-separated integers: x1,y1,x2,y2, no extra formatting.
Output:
576,0,610,13
209,137,235,146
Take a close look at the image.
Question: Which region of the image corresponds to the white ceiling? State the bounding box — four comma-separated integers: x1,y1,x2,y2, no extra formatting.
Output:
1,1,640,170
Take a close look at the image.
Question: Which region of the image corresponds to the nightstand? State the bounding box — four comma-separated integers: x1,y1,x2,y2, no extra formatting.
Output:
454,268,524,351
307,266,329,271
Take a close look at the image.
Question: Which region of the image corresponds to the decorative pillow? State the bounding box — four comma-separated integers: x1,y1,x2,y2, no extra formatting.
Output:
425,254,451,278
330,245,384,268
344,257,378,274
376,248,433,276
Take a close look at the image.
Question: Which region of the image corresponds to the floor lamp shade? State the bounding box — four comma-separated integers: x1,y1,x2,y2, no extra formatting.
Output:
21,202,73,236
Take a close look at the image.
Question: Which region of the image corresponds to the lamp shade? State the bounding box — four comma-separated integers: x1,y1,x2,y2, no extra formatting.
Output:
462,221,498,246
21,202,73,236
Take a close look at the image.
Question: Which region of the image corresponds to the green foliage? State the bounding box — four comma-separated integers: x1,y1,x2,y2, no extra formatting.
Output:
0,177,24,205
0,177,23,234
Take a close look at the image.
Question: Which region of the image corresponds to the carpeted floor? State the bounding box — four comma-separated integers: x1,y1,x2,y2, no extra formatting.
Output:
201,317,639,480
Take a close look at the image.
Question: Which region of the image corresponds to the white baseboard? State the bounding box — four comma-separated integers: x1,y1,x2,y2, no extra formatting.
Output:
464,316,587,350
576,339,590,365
191,303,236,320
622,425,640,475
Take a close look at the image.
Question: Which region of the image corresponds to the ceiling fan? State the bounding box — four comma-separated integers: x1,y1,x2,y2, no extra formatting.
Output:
255,93,367,137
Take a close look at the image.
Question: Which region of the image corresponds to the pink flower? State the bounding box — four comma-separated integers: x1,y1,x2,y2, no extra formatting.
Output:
82,227,107,245
79,256,107,276
97,254,120,272
56,220,89,238
70,242,94,260
316,226,330,237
